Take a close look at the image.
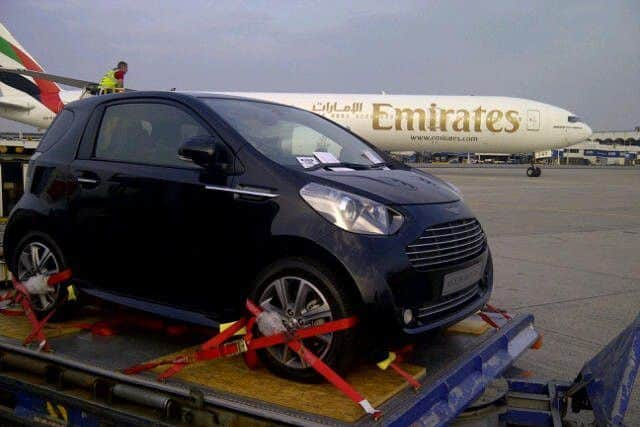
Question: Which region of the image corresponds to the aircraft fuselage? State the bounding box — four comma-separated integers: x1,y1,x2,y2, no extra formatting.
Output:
1,90,592,153
224,93,592,153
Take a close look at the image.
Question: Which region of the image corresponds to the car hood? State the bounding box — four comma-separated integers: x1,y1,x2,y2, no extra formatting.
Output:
307,168,460,205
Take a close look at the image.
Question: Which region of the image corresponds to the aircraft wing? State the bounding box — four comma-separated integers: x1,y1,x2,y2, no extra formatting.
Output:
0,97,33,110
0,67,98,89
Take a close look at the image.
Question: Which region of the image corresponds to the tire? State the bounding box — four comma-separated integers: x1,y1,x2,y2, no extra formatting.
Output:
534,167,542,177
249,257,358,383
9,231,70,320
526,166,535,177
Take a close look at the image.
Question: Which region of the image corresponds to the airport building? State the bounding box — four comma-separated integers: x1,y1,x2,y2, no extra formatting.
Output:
536,128,640,165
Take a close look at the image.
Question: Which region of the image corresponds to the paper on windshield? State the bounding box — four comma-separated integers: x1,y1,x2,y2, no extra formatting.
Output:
297,156,320,169
362,150,383,164
313,151,340,164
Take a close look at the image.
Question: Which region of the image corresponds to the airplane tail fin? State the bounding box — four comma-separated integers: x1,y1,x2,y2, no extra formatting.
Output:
0,22,63,112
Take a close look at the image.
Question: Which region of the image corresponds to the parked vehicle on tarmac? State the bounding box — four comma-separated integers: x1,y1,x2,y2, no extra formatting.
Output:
4,91,493,381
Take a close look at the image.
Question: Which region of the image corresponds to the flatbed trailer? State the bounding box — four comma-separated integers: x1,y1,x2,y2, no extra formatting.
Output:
0,301,635,426
0,302,542,426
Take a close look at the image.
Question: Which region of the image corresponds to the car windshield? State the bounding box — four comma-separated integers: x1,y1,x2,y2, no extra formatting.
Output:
202,98,385,169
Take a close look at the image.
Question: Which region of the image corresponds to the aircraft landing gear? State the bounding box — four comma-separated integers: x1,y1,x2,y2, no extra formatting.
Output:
526,164,541,177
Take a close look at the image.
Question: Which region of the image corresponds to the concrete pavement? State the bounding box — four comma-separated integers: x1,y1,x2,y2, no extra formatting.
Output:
425,166,640,424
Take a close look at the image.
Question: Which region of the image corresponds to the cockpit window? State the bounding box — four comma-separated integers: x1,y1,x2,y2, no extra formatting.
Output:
568,116,581,123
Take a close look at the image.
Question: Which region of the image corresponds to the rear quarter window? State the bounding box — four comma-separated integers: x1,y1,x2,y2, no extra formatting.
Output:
37,109,75,152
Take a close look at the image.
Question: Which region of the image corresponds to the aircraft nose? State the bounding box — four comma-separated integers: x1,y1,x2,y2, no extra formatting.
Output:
578,123,593,142
583,123,593,139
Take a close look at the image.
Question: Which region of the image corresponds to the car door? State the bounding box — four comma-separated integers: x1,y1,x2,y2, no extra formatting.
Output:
68,99,239,316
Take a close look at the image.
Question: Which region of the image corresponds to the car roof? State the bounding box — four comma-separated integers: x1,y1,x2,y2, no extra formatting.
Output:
64,90,292,111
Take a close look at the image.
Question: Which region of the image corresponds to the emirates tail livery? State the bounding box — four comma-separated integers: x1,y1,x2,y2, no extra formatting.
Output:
0,22,591,156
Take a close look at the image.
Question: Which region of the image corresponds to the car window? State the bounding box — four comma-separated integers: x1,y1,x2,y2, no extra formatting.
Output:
94,103,210,167
203,98,385,168
37,109,74,152
290,126,343,159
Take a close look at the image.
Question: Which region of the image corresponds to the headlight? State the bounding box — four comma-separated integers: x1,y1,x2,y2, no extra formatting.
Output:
299,183,403,235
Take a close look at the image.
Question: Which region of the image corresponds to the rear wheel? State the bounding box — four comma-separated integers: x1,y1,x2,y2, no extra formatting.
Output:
527,166,542,177
249,257,358,383
10,232,69,319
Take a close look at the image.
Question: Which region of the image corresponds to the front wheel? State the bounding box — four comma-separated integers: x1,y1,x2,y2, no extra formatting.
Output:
526,166,535,177
249,257,358,383
10,231,69,319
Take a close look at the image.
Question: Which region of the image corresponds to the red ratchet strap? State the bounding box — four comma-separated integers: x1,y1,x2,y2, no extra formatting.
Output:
390,363,421,390
47,270,73,286
125,300,380,419
388,345,421,390
245,300,380,419
479,304,513,329
3,269,73,351
12,278,51,350
484,303,512,320
225,315,357,351
157,317,250,380
0,290,22,316
478,312,500,329
242,316,259,368
0,290,16,303
22,306,57,347
126,316,357,378
124,318,249,376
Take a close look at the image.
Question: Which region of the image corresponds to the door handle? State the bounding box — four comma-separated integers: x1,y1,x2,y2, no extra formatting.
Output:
77,177,98,184
204,184,278,198
74,171,100,187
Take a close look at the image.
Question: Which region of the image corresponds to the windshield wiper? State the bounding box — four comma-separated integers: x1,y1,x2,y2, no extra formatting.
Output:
306,162,374,171
370,162,391,169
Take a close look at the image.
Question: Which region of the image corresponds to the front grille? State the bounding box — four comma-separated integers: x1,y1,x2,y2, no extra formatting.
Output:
416,283,481,321
406,218,486,270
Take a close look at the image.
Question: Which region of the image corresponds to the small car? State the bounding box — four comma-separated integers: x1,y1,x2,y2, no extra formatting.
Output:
4,92,493,381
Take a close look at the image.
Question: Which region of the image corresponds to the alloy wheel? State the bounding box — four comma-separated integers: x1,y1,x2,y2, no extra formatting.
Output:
258,276,334,369
16,241,61,312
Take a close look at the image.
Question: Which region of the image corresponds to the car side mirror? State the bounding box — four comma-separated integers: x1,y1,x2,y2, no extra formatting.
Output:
179,135,243,176
179,135,218,168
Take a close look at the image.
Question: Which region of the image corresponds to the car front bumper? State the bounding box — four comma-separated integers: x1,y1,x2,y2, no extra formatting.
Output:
312,200,493,337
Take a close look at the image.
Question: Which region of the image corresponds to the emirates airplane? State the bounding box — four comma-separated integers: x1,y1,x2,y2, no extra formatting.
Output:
0,22,591,176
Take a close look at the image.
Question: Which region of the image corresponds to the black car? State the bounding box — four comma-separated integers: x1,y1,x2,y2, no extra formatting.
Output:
4,91,493,381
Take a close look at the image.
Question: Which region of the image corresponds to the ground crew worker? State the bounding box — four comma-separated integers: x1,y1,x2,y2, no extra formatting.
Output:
99,61,128,94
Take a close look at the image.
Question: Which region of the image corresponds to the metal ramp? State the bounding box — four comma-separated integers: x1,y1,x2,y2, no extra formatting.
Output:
501,312,640,427
379,313,537,426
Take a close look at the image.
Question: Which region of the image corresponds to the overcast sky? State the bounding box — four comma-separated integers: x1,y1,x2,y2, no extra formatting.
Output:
2,0,639,131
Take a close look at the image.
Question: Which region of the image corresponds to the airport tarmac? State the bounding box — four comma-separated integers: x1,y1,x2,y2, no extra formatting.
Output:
0,166,636,422
425,166,640,423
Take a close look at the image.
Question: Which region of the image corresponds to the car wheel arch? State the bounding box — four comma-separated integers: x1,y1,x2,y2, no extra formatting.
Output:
4,212,71,272
254,236,363,310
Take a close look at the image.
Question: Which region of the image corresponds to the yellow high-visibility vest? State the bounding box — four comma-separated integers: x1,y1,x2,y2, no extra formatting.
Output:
99,68,119,89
